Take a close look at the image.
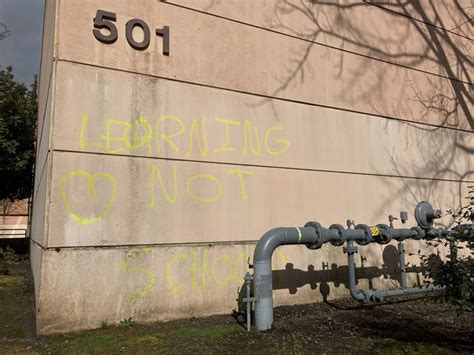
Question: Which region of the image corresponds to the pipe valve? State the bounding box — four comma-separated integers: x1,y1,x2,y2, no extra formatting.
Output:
415,201,442,229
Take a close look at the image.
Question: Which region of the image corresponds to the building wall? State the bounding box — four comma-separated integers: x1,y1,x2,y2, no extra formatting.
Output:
30,0,58,302
32,0,473,334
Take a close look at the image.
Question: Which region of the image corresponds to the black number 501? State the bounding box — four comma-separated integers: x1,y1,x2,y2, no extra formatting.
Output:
93,9,170,55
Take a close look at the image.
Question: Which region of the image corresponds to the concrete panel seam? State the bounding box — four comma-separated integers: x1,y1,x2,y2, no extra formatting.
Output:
31,238,47,250
52,149,474,184
39,240,259,251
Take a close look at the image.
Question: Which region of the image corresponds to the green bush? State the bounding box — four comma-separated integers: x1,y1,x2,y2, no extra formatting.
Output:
422,186,473,312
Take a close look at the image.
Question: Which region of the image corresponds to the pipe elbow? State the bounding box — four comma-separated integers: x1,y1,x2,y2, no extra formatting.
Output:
254,228,288,264
350,287,366,302
253,226,317,263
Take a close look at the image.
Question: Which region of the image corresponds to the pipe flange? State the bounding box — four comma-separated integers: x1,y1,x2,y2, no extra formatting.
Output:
410,226,424,240
369,289,384,303
304,221,324,249
375,224,392,244
355,224,372,245
425,228,442,240
357,289,370,303
329,224,346,246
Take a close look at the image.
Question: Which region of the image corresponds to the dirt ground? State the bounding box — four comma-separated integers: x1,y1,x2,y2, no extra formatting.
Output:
1,257,473,354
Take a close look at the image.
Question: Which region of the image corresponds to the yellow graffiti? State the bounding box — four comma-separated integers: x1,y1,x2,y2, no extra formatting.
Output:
186,174,223,204
160,246,288,294
227,168,254,201
62,166,255,219
149,164,178,208
166,248,208,293
186,116,208,158
124,117,153,155
211,255,233,288
79,114,102,149
80,114,291,159
264,126,291,156
191,248,207,289
100,119,131,154
118,248,155,302
243,120,261,158
166,253,188,294
111,246,296,303
148,164,255,206
156,115,185,154
274,249,289,270
232,251,252,283
214,117,240,153
60,170,116,225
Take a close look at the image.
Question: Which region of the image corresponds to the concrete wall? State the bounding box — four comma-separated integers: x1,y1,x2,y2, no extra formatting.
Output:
36,240,446,334
30,0,58,304
32,0,473,334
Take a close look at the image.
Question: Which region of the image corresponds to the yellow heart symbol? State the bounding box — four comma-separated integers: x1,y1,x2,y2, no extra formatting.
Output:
60,170,116,225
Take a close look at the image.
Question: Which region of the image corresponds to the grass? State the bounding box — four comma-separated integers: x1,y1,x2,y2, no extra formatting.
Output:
0,274,25,291
44,324,243,353
51,327,161,353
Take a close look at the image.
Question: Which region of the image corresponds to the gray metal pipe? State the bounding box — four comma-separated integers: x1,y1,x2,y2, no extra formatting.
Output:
346,240,366,301
253,227,318,331
253,225,440,330
398,241,408,288
250,201,450,331
345,229,367,241
391,229,419,240
377,285,444,299
244,272,253,332
253,225,371,330
325,228,366,242
346,240,444,302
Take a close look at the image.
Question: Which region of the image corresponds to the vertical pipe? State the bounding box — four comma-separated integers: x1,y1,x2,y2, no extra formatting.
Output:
254,260,273,331
398,241,407,288
347,241,356,289
346,240,365,301
244,272,252,332
253,227,319,331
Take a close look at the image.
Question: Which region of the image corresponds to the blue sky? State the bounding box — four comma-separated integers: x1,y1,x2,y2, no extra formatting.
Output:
0,0,44,86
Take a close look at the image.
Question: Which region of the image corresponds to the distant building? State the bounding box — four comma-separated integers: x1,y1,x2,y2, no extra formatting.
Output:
0,199,28,239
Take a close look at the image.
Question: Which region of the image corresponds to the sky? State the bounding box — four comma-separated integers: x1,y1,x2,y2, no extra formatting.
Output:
0,0,44,86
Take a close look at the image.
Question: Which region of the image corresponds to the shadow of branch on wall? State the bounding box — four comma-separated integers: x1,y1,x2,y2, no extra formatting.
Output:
261,1,473,222
265,0,472,129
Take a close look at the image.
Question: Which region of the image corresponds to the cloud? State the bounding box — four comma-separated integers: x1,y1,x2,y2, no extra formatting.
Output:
0,0,44,85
